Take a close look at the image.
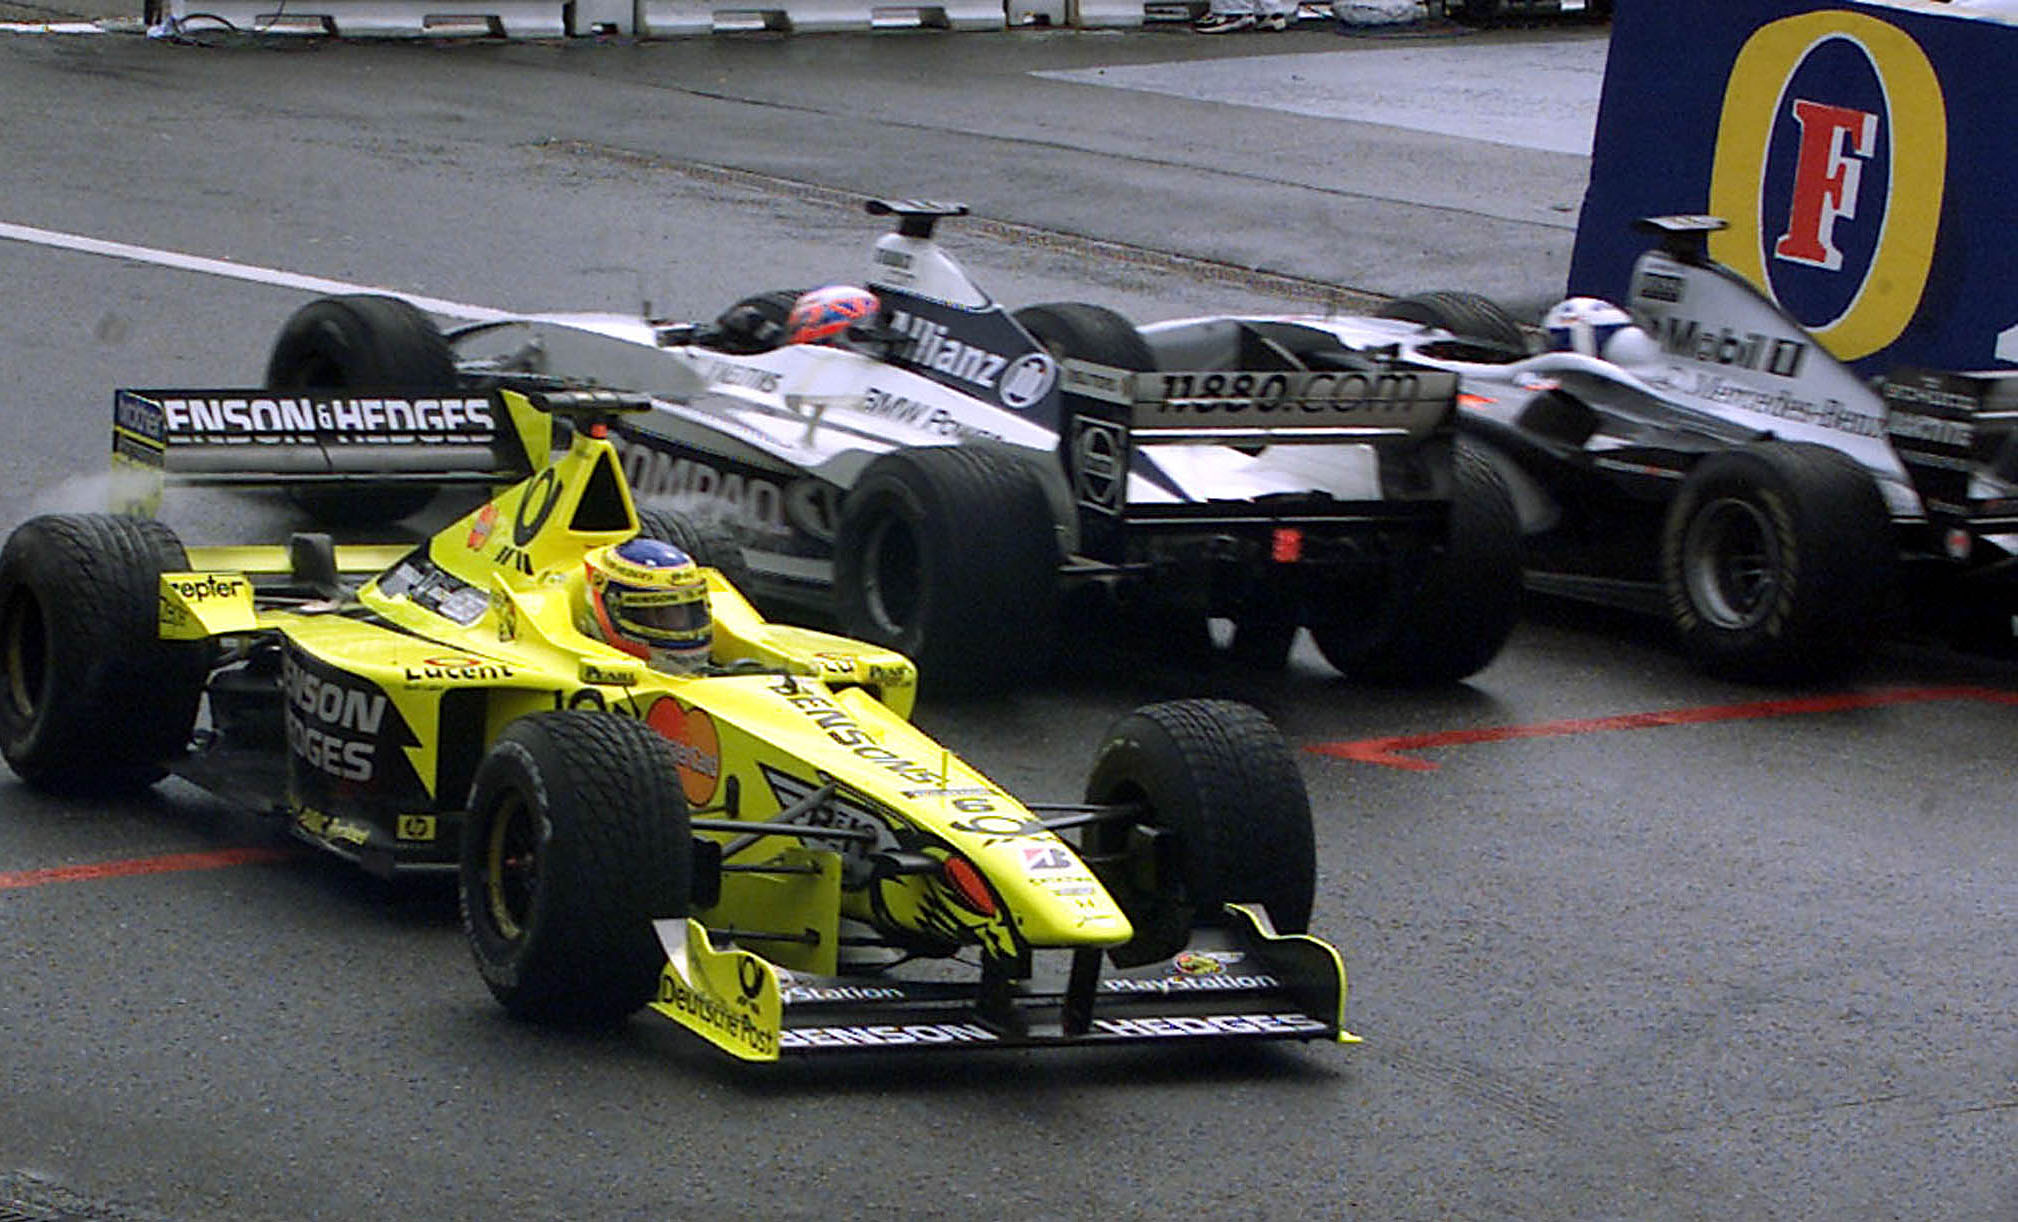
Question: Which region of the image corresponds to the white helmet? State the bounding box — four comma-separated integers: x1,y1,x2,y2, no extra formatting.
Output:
1544,297,1634,358
1600,324,1663,370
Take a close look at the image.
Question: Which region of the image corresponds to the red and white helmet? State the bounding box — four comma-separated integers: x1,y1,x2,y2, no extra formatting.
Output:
786,285,880,346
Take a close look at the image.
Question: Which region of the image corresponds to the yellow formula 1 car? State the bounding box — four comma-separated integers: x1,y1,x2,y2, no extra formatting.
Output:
0,387,1352,1059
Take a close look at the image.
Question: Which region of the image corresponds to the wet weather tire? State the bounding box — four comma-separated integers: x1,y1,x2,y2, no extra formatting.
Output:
728,289,801,329
638,506,752,596
460,711,692,1027
1310,443,1523,685
706,290,801,354
0,514,208,793
1377,290,1531,358
1082,700,1315,967
266,294,460,526
834,446,1059,696
1013,302,1158,373
1660,440,1894,681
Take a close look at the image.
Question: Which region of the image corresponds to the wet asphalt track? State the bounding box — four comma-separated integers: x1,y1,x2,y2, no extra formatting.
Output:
1,20,2014,1222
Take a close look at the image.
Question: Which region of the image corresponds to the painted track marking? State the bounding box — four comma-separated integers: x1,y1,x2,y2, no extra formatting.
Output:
0,845,294,890
0,220,508,322
1307,685,2018,771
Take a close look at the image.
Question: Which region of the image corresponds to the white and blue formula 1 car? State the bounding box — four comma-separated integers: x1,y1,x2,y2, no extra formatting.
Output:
212,200,1524,696
1174,216,2018,679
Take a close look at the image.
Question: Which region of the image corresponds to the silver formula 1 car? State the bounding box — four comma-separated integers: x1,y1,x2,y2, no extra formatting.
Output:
220,199,1523,695
1163,216,2018,678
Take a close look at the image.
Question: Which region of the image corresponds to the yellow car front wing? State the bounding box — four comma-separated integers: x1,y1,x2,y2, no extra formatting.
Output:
649,902,1357,1062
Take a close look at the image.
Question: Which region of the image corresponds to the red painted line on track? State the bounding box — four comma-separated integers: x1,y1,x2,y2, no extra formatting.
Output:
0,845,294,891
1307,685,2018,771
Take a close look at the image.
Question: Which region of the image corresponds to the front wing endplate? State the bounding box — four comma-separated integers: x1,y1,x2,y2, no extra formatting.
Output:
650,917,786,1062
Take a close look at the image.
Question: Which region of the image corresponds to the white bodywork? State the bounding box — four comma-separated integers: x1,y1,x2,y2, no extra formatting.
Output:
453,220,1411,595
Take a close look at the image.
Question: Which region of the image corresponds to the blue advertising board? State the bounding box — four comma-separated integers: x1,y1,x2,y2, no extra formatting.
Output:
1568,0,2018,375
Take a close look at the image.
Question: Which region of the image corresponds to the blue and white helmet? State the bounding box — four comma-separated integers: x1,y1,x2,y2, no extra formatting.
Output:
1544,297,1634,358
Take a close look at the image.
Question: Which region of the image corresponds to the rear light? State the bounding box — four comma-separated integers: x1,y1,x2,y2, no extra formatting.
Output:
1271,527,1304,564
940,855,997,917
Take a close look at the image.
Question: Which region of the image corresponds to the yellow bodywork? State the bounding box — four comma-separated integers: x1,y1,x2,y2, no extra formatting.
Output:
159,571,258,639
158,390,1133,1056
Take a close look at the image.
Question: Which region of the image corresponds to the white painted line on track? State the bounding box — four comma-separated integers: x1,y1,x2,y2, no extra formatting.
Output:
0,220,511,321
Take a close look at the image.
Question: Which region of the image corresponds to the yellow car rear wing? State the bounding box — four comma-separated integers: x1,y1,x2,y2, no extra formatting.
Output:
110,387,554,515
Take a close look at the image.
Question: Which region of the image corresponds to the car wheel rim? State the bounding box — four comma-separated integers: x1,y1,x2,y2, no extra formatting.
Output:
483,792,541,942
859,514,922,638
1,594,46,720
1683,495,1781,630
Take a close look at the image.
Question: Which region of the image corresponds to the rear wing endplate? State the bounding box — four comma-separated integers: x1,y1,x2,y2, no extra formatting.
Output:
1882,367,2018,529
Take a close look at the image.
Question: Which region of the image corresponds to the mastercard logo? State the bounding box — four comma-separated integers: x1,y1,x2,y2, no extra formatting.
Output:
647,696,721,807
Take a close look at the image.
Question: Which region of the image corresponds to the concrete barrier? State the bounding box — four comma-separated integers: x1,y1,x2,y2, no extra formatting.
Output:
153,0,1187,33
634,0,1005,34
1070,0,1145,25
157,0,581,34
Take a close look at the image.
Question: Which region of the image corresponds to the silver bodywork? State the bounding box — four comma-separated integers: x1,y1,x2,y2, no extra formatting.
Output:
1151,251,1926,527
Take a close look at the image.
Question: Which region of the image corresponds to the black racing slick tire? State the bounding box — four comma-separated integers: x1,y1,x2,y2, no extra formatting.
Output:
0,514,208,793
1376,290,1533,359
459,711,692,1027
1310,443,1523,685
1659,440,1895,681
637,506,752,596
1013,302,1158,373
265,294,461,526
1081,700,1315,968
834,446,1059,697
